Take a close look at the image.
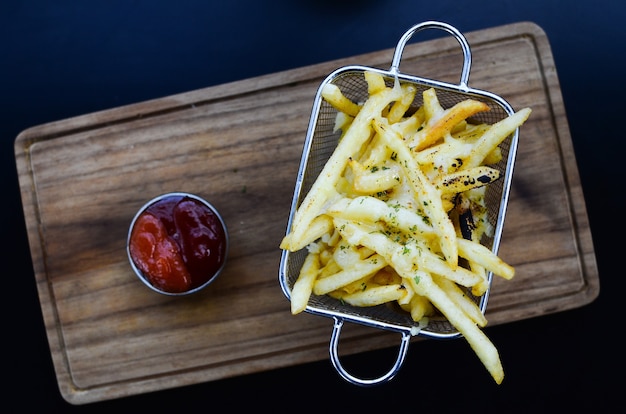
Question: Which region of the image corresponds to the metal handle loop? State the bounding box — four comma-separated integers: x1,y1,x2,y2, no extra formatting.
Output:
329,317,411,387
390,21,472,90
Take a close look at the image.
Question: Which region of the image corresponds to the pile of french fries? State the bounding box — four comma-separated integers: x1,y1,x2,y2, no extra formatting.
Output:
280,71,531,384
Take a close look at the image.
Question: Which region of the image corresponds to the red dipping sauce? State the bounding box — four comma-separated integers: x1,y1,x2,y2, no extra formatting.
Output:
128,193,228,295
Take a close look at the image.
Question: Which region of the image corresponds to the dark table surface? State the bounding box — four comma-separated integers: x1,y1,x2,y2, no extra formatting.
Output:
2,1,622,411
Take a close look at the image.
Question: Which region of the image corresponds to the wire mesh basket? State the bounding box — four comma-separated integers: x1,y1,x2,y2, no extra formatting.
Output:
279,21,519,386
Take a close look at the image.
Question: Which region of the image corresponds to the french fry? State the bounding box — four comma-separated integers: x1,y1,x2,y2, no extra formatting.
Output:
348,158,403,194
293,214,334,249
432,273,487,327
435,166,501,195
341,284,407,307
290,251,320,314
468,261,489,297
314,253,387,295
463,107,532,169
408,89,490,151
390,105,426,138
321,83,361,117
365,71,387,95
422,87,444,120
387,83,417,123
402,293,434,321
333,111,353,134
457,237,515,280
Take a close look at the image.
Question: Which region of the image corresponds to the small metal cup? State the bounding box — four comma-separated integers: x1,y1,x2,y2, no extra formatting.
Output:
127,192,229,296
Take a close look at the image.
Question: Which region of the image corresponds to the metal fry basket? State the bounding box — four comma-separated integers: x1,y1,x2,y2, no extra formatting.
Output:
279,21,519,386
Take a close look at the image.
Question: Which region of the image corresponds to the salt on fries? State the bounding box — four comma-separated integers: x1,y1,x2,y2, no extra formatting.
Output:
280,71,531,384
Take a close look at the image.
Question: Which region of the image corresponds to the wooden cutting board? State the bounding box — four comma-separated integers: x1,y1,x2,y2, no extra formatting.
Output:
14,21,598,404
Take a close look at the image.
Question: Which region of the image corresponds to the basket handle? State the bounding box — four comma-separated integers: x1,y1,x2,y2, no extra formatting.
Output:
329,317,411,386
390,21,472,90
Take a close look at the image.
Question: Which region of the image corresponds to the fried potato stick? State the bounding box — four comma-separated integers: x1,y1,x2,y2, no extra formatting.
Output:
410,89,490,151
365,71,387,95
432,273,487,327
314,253,387,295
341,284,406,307
463,107,532,169
457,237,515,280
387,83,417,124
290,251,320,314
320,83,361,117
348,158,403,194
435,166,501,195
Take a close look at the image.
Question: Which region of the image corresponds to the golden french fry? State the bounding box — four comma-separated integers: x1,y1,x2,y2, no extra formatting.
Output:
331,239,363,269
409,90,490,151
422,87,444,120
390,105,426,138
365,71,387,95
314,253,386,295
403,293,434,321
341,284,406,307
290,214,334,249
468,261,489,297
463,107,532,169
387,83,417,124
291,251,320,314
457,237,515,280
435,166,501,195
321,83,361,117
333,111,353,134
432,273,487,327
348,158,403,194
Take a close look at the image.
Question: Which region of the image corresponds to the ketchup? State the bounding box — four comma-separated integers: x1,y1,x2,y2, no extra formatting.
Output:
129,194,227,294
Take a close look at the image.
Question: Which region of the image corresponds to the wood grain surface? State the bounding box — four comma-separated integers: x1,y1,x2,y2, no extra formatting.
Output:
14,21,598,404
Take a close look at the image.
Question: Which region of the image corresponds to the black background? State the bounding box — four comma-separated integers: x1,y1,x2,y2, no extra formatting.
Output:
2,1,622,411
